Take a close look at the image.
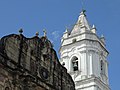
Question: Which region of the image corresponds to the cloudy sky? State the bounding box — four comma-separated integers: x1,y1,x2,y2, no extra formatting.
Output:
0,0,120,89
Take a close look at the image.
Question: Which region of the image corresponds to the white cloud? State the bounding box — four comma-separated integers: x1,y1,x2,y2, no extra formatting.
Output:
52,31,60,40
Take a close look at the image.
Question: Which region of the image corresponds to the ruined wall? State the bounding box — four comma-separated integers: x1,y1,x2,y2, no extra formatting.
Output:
0,32,75,90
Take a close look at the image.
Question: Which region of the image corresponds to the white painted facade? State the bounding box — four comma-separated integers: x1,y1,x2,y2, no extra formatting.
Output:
59,10,110,90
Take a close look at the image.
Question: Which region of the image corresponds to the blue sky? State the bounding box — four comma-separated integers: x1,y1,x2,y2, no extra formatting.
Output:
0,0,119,89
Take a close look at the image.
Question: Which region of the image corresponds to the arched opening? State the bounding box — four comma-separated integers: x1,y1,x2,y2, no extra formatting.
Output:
71,56,78,71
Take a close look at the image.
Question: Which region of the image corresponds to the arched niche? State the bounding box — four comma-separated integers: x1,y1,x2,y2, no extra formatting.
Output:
71,56,79,71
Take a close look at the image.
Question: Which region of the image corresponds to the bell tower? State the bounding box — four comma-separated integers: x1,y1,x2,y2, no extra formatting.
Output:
59,10,110,90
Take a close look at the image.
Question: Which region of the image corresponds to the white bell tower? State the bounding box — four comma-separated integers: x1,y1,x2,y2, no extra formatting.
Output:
59,10,110,90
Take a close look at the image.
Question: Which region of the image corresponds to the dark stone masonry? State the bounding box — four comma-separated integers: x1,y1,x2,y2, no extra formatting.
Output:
0,30,75,90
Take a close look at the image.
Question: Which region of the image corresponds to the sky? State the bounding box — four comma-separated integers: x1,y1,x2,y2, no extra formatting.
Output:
0,0,120,90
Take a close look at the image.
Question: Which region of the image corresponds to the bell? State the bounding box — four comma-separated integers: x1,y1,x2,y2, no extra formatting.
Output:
73,62,78,68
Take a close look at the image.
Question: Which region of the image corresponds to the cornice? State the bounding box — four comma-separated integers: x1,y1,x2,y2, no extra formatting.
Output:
60,38,109,55
75,76,110,90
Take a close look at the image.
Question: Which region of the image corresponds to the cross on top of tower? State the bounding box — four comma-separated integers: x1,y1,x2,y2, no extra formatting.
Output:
43,29,47,37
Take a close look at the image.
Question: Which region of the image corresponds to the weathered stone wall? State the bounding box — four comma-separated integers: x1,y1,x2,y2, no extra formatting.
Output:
0,32,75,90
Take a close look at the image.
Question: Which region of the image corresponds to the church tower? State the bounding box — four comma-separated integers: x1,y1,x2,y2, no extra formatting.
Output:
59,10,110,90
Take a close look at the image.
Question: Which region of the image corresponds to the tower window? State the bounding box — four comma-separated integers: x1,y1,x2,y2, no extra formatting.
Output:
73,61,78,71
71,56,78,71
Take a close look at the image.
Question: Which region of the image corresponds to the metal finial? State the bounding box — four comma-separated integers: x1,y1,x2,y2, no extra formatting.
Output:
80,9,86,15
82,9,86,13
101,34,104,38
36,32,39,36
19,29,23,34
43,29,47,37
